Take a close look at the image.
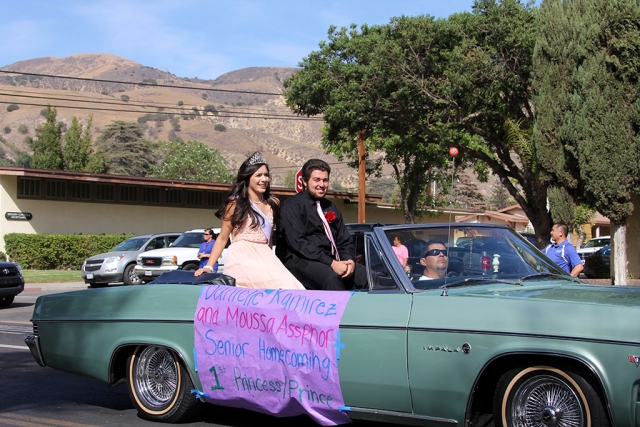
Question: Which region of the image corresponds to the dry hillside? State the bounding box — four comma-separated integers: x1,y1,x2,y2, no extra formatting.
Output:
0,53,490,208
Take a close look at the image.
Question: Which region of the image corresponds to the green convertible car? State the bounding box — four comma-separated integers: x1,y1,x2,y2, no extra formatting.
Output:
25,224,640,426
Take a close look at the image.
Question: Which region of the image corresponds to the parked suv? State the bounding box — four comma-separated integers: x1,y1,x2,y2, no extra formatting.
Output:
82,233,181,287
134,228,228,284
0,261,24,307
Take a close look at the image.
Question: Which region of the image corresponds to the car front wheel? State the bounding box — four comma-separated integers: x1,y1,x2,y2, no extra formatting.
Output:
127,345,202,422
123,264,141,285
494,365,610,427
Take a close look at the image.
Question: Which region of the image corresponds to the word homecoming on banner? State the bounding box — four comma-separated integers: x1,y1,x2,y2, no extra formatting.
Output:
194,286,353,426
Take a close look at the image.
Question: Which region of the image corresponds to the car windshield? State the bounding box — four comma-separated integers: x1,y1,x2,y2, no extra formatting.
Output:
112,237,147,251
582,238,609,249
170,232,204,248
381,225,568,291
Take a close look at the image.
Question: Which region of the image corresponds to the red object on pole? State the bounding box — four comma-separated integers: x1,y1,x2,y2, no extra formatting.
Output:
294,168,304,193
358,130,366,223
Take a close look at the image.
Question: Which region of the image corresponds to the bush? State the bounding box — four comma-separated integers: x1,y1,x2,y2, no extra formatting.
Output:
4,233,135,269
18,124,28,134
120,94,130,102
214,124,227,132
40,108,48,117
203,104,218,115
3,126,10,134
178,101,184,106
6,104,19,112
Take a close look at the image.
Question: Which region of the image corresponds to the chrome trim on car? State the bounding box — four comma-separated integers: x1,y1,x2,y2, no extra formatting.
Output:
344,406,457,424
24,334,46,367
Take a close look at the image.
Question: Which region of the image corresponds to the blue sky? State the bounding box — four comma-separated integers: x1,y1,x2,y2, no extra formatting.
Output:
2,1,484,80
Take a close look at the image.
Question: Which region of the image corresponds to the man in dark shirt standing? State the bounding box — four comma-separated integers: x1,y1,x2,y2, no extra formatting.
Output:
277,159,367,290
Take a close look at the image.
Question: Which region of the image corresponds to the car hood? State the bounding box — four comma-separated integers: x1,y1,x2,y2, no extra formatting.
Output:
85,251,137,261
412,282,640,344
577,247,602,254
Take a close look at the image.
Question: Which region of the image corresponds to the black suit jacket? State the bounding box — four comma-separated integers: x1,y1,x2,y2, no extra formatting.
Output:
276,190,355,266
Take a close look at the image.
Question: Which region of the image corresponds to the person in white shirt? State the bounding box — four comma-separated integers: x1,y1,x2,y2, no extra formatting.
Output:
418,241,449,280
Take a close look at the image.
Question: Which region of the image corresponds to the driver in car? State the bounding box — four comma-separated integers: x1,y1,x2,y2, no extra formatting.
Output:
418,241,449,280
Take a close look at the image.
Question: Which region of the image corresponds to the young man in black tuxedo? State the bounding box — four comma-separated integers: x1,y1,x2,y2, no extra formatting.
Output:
276,159,367,290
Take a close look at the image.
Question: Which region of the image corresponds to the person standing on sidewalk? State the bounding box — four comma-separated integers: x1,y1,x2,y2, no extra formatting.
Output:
197,228,217,271
543,222,584,277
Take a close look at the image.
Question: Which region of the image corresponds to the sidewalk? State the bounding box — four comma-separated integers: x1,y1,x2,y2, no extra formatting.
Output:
24,281,89,292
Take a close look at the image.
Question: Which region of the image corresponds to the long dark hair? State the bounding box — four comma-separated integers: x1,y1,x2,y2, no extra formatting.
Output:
215,152,280,230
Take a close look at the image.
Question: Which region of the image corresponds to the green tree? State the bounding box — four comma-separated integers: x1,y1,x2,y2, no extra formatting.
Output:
285,21,463,223
149,140,233,182
30,106,63,170
284,169,296,188
285,3,539,227
15,152,32,168
63,117,88,171
95,121,158,176
533,0,640,284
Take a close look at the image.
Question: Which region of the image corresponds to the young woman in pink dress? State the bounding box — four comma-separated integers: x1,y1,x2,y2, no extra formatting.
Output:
194,152,305,290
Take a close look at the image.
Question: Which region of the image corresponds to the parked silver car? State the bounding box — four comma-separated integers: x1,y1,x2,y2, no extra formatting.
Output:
82,233,180,287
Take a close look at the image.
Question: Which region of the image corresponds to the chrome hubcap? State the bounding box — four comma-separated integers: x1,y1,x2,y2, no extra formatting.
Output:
512,374,584,427
134,347,178,409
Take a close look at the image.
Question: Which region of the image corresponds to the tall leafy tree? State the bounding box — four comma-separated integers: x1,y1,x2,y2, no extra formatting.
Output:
285,20,475,223
285,1,548,239
149,140,233,183
95,121,158,176
533,0,640,284
63,116,90,171
30,106,63,170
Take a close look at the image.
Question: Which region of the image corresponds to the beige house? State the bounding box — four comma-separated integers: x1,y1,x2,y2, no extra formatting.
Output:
0,167,484,254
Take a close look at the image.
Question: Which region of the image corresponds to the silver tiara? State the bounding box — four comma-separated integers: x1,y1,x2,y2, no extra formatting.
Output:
248,152,267,166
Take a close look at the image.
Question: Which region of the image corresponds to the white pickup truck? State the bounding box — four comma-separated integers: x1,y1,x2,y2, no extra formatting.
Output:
133,228,228,284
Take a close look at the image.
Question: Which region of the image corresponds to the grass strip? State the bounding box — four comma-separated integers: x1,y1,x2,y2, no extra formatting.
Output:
22,270,82,283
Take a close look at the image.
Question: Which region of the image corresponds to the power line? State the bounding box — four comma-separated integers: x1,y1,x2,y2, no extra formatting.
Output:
0,86,298,115
0,69,282,96
0,91,322,120
0,99,318,121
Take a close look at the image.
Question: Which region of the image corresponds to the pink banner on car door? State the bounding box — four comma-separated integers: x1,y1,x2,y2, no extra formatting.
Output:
194,286,353,425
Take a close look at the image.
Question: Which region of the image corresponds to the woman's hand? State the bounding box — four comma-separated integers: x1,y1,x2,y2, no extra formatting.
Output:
194,268,205,277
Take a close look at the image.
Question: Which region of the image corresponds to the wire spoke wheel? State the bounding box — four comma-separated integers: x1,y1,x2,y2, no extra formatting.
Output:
133,346,179,409
511,374,584,426
494,366,610,427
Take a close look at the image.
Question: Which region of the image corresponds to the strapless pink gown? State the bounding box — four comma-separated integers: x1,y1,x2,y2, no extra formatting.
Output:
224,211,305,290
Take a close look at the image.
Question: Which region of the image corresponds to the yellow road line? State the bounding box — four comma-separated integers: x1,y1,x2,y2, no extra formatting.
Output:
0,413,99,427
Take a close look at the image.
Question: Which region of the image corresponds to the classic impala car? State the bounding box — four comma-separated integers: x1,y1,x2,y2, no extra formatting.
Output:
25,224,640,426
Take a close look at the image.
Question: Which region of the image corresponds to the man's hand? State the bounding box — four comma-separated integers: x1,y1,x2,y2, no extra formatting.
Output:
342,260,355,278
330,260,348,277
194,268,205,277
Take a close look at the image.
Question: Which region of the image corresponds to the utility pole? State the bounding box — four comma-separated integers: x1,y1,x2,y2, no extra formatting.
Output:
358,129,366,223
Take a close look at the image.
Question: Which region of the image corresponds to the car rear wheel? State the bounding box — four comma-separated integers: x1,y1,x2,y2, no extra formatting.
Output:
0,295,15,307
182,263,198,271
127,345,202,422
123,264,141,285
493,365,610,427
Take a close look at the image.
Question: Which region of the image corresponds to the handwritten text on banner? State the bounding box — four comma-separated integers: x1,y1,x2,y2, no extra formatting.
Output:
194,286,353,426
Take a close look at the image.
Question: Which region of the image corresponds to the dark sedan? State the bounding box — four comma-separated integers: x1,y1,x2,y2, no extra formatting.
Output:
583,244,611,278
0,261,24,307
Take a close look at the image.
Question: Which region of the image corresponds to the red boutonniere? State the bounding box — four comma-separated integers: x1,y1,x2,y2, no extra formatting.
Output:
324,211,337,224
